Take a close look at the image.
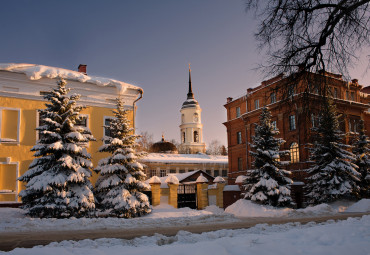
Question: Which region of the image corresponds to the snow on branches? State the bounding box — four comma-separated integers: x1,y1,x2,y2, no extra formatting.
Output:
306,100,360,204
18,79,96,218
244,107,292,207
94,98,151,218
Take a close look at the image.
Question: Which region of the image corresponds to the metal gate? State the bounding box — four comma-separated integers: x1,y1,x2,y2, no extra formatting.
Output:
177,184,197,209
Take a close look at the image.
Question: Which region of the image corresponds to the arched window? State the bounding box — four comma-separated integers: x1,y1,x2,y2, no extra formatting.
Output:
181,114,185,124
194,131,199,142
182,132,186,143
193,113,199,122
290,142,299,163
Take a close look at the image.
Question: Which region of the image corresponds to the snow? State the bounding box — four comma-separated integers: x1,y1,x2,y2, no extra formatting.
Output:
223,185,240,191
0,63,140,95
148,176,161,184
196,174,208,183
165,175,179,184
235,175,246,184
213,176,226,183
0,204,237,233
141,153,228,164
346,199,370,212
225,199,370,218
3,215,370,255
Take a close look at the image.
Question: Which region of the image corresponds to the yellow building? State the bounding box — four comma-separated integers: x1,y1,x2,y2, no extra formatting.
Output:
0,63,143,203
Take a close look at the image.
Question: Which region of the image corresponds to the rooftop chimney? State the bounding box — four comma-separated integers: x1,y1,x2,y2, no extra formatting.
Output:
78,64,87,75
227,97,233,103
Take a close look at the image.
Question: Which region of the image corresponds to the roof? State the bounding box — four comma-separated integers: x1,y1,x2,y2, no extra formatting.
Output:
0,63,142,94
145,170,214,186
141,153,228,164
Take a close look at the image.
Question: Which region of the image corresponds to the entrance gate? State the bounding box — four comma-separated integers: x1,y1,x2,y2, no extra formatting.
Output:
177,184,197,209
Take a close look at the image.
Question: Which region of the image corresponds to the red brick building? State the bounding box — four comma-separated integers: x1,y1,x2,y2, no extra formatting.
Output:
224,71,370,188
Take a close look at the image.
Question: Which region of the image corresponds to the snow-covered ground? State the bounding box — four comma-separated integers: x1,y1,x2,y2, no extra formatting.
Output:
1,199,369,233
2,215,369,255
226,199,370,217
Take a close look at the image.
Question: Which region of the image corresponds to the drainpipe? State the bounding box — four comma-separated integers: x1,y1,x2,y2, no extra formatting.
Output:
132,88,143,134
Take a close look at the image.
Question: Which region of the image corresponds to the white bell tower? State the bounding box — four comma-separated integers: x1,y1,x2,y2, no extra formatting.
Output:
179,65,206,154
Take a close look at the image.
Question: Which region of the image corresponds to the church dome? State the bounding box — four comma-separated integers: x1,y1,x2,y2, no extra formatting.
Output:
181,98,199,108
150,135,178,153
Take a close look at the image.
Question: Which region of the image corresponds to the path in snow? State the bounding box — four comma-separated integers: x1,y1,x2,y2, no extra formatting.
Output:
0,212,368,251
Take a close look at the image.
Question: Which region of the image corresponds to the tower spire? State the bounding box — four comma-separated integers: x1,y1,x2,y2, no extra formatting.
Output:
187,63,194,99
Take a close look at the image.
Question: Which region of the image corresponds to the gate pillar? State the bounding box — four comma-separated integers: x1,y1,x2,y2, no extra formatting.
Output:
149,176,162,206
168,183,179,208
196,174,209,210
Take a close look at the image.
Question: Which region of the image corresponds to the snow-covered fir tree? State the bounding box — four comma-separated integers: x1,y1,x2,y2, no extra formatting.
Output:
18,79,96,218
243,107,292,207
352,120,370,198
94,98,151,218
306,99,360,204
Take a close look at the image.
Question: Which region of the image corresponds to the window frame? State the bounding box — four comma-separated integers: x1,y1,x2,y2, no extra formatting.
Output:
290,142,300,163
0,107,21,144
289,115,296,131
237,157,243,171
0,158,20,202
254,99,260,110
236,107,241,118
236,131,242,144
270,92,276,104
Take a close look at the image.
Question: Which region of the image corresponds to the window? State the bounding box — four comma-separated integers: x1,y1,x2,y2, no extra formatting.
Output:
206,170,212,175
75,115,88,127
289,115,296,131
334,88,338,98
222,170,227,177
181,114,185,124
346,91,350,100
238,157,243,171
271,120,277,130
237,131,242,144
194,131,199,143
351,92,355,101
290,142,300,163
311,114,317,128
214,170,220,177
160,169,167,177
0,159,19,202
104,117,115,144
270,92,276,104
236,107,241,118
288,86,295,97
179,169,185,173
0,108,20,143
150,169,157,177
169,169,176,174
182,131,186,143
254,99,260,110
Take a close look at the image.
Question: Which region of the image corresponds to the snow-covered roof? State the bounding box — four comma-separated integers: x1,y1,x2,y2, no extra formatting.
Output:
223,185,241,191
0,63,141,94
141,153,228,164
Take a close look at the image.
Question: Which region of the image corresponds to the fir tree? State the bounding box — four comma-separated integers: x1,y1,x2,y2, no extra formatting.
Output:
352,120,370,198
306,99,360,204
18,79,96,218
243,107,292,207
94,98,151,218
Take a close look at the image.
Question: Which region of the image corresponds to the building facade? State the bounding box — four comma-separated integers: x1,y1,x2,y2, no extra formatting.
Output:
224,71,370,185
0,63,143,202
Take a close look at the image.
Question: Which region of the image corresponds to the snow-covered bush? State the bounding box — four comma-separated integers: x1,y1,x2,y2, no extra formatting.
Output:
94,98,151,218
18,79,96,218
243,107,292,207
305,99,360,204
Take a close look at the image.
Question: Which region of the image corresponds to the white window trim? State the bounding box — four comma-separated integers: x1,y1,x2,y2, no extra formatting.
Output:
0,157,20,202
0,107,21,144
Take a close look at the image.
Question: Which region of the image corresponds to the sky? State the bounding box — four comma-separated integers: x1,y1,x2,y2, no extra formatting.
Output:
1,0,369,146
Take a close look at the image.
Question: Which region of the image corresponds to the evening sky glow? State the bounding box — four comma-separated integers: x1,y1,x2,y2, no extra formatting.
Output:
1,0,369,146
